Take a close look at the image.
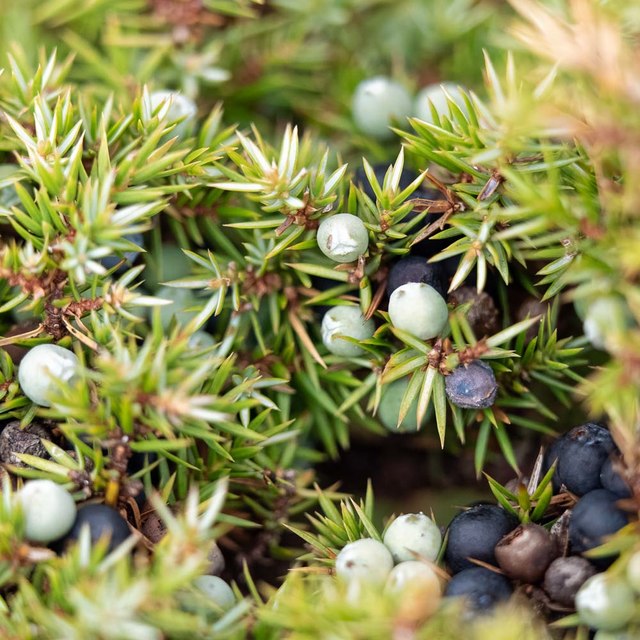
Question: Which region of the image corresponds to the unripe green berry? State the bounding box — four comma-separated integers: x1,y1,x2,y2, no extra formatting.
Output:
335,538,394,585
383,513,442,563
321,306,375,357
150,90,197,139
575,574,635,631
18,479,76,543
352,77,412,139
582,296,634,350
626,551,640,593
194,575,236,610
414,83,469,124
188,330,216,350
155,286,200,330
378,378,428,432
388,282,448,340
593,632,636,640
18,344,81,407
316,214,368,263
144,244,192,292
386,560,442,621
385,561,441,600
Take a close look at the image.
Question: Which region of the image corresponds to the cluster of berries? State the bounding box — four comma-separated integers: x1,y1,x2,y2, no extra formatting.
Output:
9,342,235,612
351,77,469,139
446,423,633,631
331,422,635,634
315,189,499,423
13,477,236,611
335,513,443,616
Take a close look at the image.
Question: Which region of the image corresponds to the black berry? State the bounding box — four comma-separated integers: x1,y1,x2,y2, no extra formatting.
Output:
64,504,131,553
569,489,629,563
386,256,447,298
444,360,498,410
544,423,615,495
445,504,518,573
445,566,513,610
600,455,631,499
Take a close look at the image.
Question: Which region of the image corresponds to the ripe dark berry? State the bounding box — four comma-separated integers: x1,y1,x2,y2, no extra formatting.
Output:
543,556,597,608
600,456,631,499
387,256,447,299
444,566,513,611
448,287,500,338
494,523,557,583
445,504,518,573
444,360,498,410
545,423,615,495
64,504,131,553
569,489,629,563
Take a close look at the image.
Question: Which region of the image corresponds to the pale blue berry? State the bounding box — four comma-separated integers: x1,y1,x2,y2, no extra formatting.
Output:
583,296,634,351
388,282,448,340
18,344,80,407
594,631,636,640
385,561,441,597
352,77,413,139
18,479,76,543
626,551,640,593
317,214,368,263
155,286,200,330
150,90,197,139
378,377,428,432
321,306,375,357
188,330,216,350
383,513,442,563
335,538,394,585
575,574,635,631
414,83,469,124
145,244,193,292
194,575,236,610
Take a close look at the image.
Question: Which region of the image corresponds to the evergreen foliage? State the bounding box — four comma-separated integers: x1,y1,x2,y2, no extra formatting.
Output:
0,0,638,637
